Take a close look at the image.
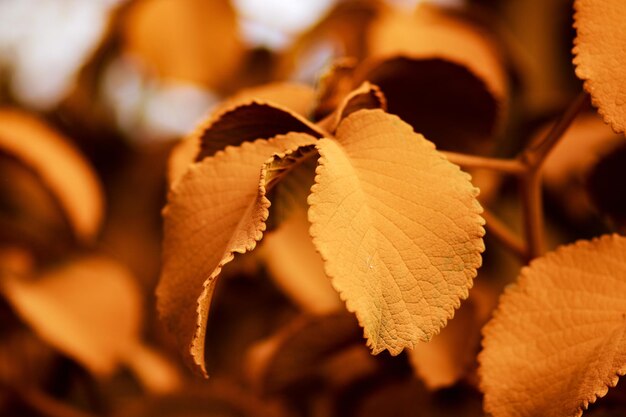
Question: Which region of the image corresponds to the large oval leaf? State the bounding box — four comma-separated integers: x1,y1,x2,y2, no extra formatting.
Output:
308,109,485,354
480,234,626,417
574,0,626,133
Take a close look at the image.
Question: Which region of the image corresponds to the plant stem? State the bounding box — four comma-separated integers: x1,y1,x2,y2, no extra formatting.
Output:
441,151,525,175
518,91,589,260
521,91,589,170
520,171,544,261
481,209,528,260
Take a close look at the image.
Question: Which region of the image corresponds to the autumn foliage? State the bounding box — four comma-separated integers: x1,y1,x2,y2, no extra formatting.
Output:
1,0,626,416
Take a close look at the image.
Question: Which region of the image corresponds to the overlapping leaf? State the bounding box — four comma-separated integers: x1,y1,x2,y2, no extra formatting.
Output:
308,109,485,354
574,0,626,133
480,234,626,417
167,82,323,186
158,132,318,375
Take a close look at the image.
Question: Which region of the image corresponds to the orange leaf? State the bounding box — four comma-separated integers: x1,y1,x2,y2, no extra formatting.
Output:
318,81,387,133
480,234,626,417
1,256,141,376
574,0,626,133
258,145,341,313
168,87,324,186
0,109,104,242
308,109,485,355
158,132,318,375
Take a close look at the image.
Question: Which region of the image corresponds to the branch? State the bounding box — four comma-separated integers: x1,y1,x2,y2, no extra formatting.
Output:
521,91,590,170
441,151,525,175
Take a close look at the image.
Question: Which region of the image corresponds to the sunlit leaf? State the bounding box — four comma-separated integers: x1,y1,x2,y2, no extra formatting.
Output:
168,82,320,186
158,132,318,375
308,109,485,355
480,234,626,417
574,0,626,133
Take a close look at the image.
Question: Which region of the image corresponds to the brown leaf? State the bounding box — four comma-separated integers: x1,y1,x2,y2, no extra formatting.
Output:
158,132,318,375
308,109,485,355
1,256,141,376
315,57,359,120
574,0,626,133
317,81,387,133
479,234,626,417
168,82,320,186
123,0,244,90
356,4,508,153
0,109,104,242
195,101,326,161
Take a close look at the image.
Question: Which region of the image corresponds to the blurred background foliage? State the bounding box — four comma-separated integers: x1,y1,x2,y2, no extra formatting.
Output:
0,0,623,416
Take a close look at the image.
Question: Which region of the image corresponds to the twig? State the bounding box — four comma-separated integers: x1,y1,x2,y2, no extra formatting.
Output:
521,91,589,170
520,171,544,260
481,209,528,260
441,151,526,175
518,91,589,259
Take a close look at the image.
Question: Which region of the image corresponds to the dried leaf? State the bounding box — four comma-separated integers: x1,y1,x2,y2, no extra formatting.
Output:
308,109,485,355
318,81,387,133
123,0,243,89
196,101,326,161
1,256,141,376
315,57,359,120
356,4,508,153
158,132,318,375
168,82,319,186
573,0,626,133
0,109,104,241
480,234,626,417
